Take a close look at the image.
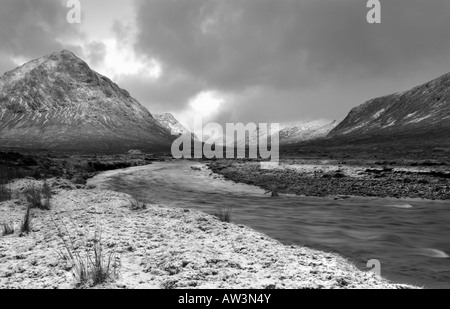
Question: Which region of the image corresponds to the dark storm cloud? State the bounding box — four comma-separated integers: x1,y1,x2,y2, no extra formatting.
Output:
0,0,82,74
134,0,313,91
2,0,450,122
118,72,206,113
300,0,450,79
134,0,450,86
131,0,450,121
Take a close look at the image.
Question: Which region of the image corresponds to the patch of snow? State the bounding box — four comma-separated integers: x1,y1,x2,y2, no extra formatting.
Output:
372,109,385,119
404,112,418,119
342,122,368,134
406,115,432,124
382,120,396,128
43,113,49,125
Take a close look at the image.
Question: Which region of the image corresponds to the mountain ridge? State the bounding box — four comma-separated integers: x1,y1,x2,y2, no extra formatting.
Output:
329,72,450,142
234,119,339,147
0,50,174,153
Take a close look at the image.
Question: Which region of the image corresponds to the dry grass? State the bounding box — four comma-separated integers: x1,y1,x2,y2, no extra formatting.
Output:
0,183,11,202
53,219,121,287
20,205,32,234
0,168,30,202
129,195,146,211
42,181,52,208
1,223,14,236
0,177,12,202
212,206,233,223
23,184,51,210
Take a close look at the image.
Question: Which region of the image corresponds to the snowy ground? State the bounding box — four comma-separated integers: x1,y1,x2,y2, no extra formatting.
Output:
0,179,414,289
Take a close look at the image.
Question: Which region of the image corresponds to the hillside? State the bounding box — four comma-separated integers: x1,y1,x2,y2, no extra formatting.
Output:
0,50,174,153
329,72,450,144
154,113,191,136
235,120,338,147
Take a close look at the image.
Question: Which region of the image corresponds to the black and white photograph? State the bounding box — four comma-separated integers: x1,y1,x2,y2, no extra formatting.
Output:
0,0,449,294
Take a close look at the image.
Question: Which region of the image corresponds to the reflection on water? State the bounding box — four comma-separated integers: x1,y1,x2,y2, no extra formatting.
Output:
88,161,450,289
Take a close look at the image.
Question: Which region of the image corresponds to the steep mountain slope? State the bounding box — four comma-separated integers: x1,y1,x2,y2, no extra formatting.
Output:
329,72,450,142
235,120,338,146
0,50,174,153
154,113,190,136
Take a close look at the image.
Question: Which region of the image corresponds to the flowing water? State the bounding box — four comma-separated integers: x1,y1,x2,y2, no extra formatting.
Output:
88,161,450,288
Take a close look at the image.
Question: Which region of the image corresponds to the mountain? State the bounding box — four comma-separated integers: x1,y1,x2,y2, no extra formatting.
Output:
0,50,174,153
154,113,191,136
329,72,450,143
235,120,338,146
277,120,339,145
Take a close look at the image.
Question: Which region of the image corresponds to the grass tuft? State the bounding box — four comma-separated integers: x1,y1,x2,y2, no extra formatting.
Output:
42,181,52,209
24,184,51,210
0,178,12,202
130,195,146,211
212,206,233,223
20,205,32,234
1,223,14,236
53,219,121,287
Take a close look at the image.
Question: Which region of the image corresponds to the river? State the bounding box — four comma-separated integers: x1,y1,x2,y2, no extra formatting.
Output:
88,161,450,288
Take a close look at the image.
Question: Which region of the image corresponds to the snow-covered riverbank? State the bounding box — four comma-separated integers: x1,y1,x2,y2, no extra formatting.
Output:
0,179,413,289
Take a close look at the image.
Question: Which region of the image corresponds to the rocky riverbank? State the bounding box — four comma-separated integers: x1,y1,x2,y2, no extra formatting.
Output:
208,160,450,200
0,178,413,289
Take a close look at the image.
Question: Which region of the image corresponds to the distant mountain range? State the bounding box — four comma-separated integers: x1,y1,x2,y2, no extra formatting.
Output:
277,120,339,144
235,120,339,146
329,72,450,143
0,50,174,153
1,50,449,153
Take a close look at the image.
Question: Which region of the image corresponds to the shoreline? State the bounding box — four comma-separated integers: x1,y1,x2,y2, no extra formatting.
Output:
0,178,415,289
207,160,450,200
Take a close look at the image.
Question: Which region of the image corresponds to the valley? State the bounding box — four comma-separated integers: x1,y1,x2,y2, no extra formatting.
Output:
1,50,449,290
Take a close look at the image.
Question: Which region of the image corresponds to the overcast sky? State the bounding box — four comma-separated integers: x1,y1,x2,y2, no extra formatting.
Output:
1,0,450,126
